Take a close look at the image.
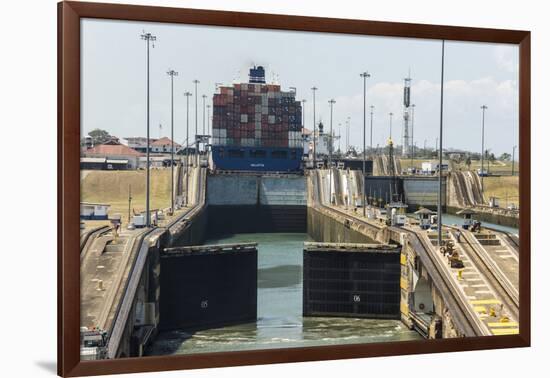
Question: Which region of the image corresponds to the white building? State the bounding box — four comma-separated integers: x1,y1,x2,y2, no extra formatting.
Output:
80,202,110,220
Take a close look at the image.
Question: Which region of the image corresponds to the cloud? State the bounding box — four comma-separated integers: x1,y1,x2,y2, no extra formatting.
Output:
307,77,518,155
494,45,519,73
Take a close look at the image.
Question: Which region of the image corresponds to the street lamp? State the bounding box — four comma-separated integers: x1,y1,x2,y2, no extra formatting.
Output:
512,145,517,176
202,94,207,135
184,91,193,206
370,105,375,156
338,123,342,154
347,117,351,153
410,104,416,171
437,40,446,247
301,99,307,145
167,69,178,215
206,104,211,141
389,112,394,139
480,105,488,193
193,79,200,165
328,99,336,204
140,31,156,228
311,87,318,165
360,71,371,217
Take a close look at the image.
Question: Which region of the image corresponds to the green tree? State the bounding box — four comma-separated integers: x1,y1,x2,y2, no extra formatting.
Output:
499,152,511,161
465,156,472,170
88,128,112,145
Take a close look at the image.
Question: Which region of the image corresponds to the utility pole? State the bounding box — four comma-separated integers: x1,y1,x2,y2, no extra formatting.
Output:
437,40,445,247
193,79,200,165
184,91,192,206
480,105,488,193
167,69,178,215
140,31,156,228
512,145,517,176
360,71,370,217
411,104,416,172
311,87,318,165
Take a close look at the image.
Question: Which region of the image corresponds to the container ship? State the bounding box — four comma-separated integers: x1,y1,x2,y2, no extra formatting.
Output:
211,66,303,172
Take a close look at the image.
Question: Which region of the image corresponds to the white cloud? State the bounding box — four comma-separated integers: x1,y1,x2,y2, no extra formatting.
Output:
494,45,519,73
310,77,518,155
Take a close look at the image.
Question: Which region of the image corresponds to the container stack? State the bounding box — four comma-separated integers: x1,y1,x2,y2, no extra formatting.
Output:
211,83,303,149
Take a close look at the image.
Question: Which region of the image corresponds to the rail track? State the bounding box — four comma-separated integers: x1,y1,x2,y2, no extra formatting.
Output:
80,225,111,259
457,229,519,321
315,198,488,337
106,167,207,358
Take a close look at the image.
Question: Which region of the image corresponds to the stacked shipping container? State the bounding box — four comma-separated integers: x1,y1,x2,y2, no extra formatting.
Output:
212,83,302,149
210,69,303,172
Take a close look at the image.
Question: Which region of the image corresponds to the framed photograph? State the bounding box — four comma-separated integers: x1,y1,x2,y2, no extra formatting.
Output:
58,1,530,376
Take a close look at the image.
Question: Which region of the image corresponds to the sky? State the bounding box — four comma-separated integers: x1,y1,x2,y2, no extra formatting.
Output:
81,18,519,156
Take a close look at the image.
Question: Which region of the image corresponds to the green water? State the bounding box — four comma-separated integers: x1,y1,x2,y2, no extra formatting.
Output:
148,233,420,356
442,213,518,234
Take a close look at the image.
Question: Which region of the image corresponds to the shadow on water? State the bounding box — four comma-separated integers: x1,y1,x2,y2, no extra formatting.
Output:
258,264,302,288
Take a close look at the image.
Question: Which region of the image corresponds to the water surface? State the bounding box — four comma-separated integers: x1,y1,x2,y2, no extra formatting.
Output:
148,233,420,356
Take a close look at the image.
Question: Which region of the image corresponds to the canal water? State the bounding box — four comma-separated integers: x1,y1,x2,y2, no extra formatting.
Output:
148,233,420,356
442,213,519,234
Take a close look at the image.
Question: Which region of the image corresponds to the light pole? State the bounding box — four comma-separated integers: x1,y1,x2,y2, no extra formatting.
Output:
410,104,415,171
437,40,445,247
311,87,318,165
480,105,488,193
360,71,370,217
202,94,207,135
302,99,307,145
167,69,178,215
512,145,517,176
184,91,192,206
140,31,156,228
206,104,211,138
338,123,342,154
193,79,200,165
346,116,350,153
328,99,336,204
370,105,374,156
328,99,336,168
389,112,394,139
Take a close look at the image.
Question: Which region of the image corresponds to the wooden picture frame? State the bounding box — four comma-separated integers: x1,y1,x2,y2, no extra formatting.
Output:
58,1,530,376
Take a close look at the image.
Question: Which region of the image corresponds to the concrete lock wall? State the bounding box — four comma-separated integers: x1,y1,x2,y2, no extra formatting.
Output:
364,176,405,204
206,174,307,234
307,206,377,244
402,177,447,211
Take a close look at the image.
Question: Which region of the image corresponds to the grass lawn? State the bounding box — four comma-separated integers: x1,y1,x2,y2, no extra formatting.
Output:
399,158,519,176
81,169,172,224
482,176,519,207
